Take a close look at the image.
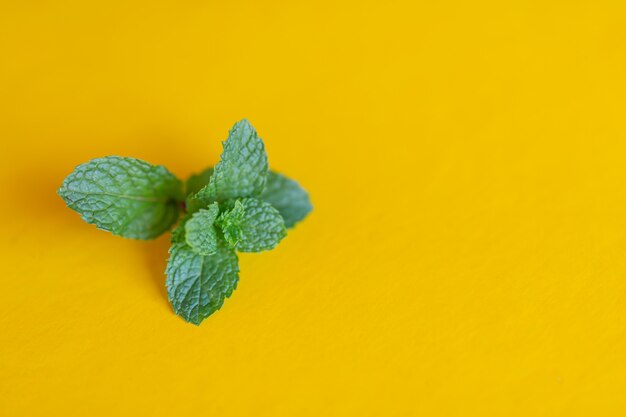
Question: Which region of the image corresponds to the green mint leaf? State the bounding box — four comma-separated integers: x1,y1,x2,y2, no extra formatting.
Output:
166,241,239,325
216,200,245,247
185,167,214,197
184,203,220,255
194,119,268,205
58,156,183,239
260,171,312,228
219,198,286,252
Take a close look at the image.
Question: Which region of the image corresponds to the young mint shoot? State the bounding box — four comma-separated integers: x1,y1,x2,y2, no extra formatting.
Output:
58,120,312,325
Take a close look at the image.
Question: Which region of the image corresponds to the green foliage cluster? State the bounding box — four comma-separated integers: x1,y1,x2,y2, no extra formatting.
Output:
58,120,312,325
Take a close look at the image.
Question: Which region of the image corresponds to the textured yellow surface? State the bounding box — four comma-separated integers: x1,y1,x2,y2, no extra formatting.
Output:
1,1,626,415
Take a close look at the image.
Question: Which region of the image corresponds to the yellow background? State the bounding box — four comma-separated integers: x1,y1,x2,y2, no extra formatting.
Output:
1,1,626,415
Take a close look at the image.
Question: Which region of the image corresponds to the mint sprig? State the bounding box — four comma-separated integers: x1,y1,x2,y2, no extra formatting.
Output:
58,119,312,325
